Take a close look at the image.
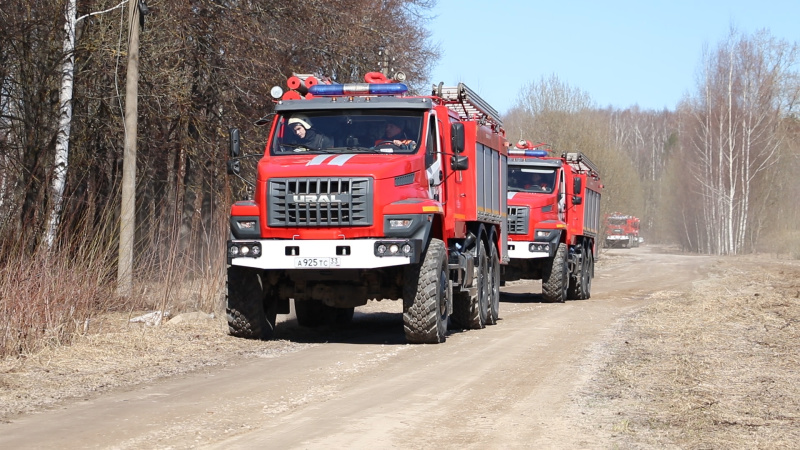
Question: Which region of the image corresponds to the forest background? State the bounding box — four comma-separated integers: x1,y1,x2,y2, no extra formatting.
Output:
1,0,798,356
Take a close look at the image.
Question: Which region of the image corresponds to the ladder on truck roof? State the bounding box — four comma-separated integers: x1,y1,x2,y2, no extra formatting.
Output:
433,82,503,129
565,152,600,175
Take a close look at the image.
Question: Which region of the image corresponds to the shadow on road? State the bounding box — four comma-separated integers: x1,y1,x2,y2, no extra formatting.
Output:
500,291,545,303
274,311,408,345
273,310,474,345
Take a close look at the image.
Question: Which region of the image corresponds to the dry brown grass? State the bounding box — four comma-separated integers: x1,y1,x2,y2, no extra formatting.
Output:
0,219,226,359
0,250,121,357
584,255,800,448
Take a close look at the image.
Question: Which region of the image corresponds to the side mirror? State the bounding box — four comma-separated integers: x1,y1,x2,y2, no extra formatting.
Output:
227,159,241,175
229,128,240,158
451,154,469,171
572,196,582,205
450,123,465,153
573,177,582,195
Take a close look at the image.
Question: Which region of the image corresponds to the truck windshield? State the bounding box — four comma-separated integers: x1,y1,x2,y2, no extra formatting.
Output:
508,167,556,193
271,111,424,155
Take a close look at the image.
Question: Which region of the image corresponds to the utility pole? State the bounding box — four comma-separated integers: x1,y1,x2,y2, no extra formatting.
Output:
118,0,140,297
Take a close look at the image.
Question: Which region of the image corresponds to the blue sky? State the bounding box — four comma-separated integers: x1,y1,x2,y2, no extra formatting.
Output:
425,0,800,114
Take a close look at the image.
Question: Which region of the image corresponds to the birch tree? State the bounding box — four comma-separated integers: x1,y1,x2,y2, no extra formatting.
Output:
681,29,798,254
44,0,128,250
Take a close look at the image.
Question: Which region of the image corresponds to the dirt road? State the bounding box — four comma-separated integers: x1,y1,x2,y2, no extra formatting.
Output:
0,246,715,449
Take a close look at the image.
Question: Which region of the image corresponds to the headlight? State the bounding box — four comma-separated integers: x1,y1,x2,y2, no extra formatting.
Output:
374,240,416,258
228,242,262,259
389,219,413,229
529,243,550,252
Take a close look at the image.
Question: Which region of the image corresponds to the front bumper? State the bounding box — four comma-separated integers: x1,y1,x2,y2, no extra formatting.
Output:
507,240,550,259
228,238,422,270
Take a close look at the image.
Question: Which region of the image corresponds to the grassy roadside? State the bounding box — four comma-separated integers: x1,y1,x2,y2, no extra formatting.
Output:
581,255,800,448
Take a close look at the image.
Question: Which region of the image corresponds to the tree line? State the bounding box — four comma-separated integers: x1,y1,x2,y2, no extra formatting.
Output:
1,3,798,356
0,0,439,269
506,29,799,256
1,4,798,288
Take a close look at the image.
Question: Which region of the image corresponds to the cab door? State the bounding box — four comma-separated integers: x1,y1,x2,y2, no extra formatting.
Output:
557,168,566,222
425,112,444,201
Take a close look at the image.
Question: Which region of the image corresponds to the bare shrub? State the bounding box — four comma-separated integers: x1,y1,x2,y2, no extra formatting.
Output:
0,249,119,357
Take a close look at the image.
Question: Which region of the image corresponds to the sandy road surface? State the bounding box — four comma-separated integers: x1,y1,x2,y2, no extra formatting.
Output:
0,246,715,449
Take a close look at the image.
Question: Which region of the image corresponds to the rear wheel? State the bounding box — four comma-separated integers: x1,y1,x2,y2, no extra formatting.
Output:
542,243,568,303
486,239,500,325
227,267,277,340
567,249,580,301
579,250,593,299
403,239,450,344
453,239,489,329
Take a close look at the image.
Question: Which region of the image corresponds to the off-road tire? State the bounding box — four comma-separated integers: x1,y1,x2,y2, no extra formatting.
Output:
227,267,276,340
403,239,449,344
542,243,568,303
579,250,593,299
486,239,500,325
452,239,489,329
567,249,581,301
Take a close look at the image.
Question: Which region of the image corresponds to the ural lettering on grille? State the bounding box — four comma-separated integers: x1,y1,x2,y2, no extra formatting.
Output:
268,178,373,227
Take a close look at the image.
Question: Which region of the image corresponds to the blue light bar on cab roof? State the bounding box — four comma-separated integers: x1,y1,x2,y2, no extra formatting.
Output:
309,83,408,96
508,149,549,157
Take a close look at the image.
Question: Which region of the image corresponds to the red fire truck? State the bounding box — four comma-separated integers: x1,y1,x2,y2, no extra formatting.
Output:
225,73,508,344
604,213,640,248
502,141,602,302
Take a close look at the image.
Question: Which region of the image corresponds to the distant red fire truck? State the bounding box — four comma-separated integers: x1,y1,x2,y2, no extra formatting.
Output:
225,72,509,344
604,213,640,248
502,140,603,302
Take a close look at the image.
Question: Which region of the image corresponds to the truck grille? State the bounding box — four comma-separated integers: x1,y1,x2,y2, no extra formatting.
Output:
507,206,529,234
268,178,373,227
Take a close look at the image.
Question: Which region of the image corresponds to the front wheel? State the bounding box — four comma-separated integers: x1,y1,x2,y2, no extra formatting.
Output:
227,267,277,340
403,239,450,344
542,243,568,303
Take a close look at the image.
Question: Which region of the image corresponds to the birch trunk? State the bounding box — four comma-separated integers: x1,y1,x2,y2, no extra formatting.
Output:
45,0,130,250
44,0,77,250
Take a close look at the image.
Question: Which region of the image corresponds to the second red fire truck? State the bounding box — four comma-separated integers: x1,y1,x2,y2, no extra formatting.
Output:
503,141,603,302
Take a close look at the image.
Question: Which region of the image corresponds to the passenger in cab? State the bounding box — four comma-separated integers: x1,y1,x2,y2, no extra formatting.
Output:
288,114,332,150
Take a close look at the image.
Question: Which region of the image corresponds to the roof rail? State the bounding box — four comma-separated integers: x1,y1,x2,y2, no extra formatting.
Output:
432,82,503,128
565,152,600,175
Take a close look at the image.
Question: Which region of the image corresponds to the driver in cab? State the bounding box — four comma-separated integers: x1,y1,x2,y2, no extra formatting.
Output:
375,119,416,150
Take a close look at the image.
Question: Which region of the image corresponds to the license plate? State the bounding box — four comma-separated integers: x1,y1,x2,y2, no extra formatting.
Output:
294,257,342,268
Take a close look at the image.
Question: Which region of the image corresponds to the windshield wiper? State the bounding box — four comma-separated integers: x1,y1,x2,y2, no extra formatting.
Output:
339,146,386,153
279,143,341,154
